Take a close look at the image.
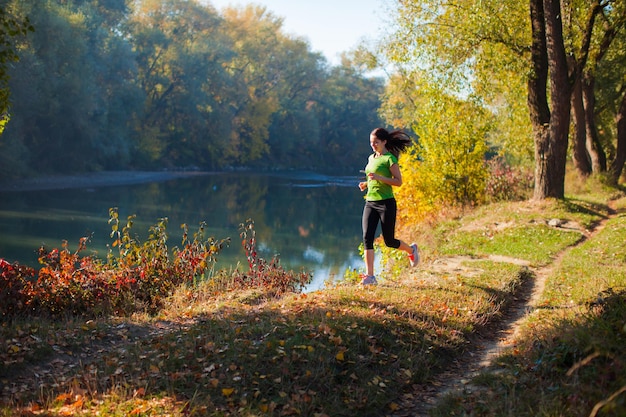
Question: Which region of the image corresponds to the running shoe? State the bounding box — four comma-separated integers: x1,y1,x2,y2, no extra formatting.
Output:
360,275,378,286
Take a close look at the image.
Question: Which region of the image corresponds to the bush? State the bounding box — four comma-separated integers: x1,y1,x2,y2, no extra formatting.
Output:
0,212,314,318
0,208,230,318
485,157,534,202
221,219,312,296
0,259,35,318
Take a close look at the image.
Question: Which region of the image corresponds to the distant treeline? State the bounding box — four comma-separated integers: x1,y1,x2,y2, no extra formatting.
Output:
0,0,384,180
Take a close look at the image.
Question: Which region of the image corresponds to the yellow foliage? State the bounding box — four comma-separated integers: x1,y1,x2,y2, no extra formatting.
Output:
384,72,490,228
396,150,434,227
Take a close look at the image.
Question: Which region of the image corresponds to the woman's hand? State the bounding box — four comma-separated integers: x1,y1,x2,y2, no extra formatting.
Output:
358,181,367,191
368,165,403,187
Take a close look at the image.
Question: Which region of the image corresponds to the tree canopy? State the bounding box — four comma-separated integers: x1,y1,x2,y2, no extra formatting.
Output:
0,0,384,180
377,0,626,199
0,2,33,134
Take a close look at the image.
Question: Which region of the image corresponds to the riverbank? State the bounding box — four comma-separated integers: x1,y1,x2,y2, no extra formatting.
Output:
0,171,211,192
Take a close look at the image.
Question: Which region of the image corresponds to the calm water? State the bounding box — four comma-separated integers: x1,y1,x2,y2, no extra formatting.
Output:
0,172,366,291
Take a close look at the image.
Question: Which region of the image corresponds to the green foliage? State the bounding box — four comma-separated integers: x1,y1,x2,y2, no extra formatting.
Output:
381,0,626,195
1,0,140,174
0,4,33,118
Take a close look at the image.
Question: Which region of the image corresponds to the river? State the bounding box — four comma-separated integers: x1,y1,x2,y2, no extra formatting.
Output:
0,171,366,291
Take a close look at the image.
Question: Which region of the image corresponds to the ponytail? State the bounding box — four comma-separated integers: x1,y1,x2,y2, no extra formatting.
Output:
371,127,413,158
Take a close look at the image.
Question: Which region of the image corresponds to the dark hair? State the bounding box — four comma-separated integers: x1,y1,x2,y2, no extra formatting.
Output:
371,127,413,158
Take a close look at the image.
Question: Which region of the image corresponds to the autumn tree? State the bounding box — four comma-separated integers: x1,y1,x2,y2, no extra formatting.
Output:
0,0,386,179
314,59,385,171
380,0,626,199
568,1,626,183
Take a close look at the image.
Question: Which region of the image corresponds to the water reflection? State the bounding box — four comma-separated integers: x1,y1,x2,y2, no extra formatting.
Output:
0,172,365,291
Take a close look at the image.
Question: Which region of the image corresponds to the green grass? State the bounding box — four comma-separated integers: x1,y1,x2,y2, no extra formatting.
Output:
438,223,582,265
1,189,625,416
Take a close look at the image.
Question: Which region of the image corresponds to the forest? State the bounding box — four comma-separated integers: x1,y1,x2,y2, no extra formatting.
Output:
0,0,385,180
1,0,625,201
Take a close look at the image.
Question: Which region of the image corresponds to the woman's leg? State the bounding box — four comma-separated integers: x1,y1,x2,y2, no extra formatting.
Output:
379,199,403,250
362,202,379,277
380,199,419,265
364,249,375,276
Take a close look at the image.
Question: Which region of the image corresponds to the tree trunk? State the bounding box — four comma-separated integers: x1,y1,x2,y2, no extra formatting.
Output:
582,73,607,173
536,0,571,199
528,0,553,200
571,73,592,176
609,92,626,183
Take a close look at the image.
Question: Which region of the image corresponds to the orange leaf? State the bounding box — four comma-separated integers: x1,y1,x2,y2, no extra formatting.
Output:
71,397,84,409
222,388,235,397
56,392,73,403
335,351,345,361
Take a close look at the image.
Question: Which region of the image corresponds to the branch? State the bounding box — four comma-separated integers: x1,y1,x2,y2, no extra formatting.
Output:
589,386,626,417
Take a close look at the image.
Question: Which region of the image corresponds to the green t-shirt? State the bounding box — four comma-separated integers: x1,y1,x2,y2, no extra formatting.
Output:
365,152,398,201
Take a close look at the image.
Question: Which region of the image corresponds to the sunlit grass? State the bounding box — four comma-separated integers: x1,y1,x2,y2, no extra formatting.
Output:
431,210,626,417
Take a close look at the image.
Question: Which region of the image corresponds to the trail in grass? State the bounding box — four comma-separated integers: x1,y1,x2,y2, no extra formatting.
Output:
393,210,615,417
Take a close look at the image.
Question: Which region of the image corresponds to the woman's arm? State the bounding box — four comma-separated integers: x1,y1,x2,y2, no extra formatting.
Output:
368,163,403,187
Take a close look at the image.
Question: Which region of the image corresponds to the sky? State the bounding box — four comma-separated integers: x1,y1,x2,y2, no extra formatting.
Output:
203,0,389,65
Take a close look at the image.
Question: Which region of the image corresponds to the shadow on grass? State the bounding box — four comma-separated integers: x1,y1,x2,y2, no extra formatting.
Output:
433,288,626,417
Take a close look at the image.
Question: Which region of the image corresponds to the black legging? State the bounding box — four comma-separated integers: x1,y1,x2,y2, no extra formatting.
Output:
362,198,401,250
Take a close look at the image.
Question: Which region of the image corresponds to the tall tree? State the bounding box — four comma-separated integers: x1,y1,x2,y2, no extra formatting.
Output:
2,0,140,175
220,5,294,165
380,0,625,199
129,0,232,169
0,2,32,135
315,60,385,171
566,0,626,181
531,0,573,199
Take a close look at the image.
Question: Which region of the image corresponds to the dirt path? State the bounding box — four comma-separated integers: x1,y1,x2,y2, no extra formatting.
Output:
393,209,615,416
